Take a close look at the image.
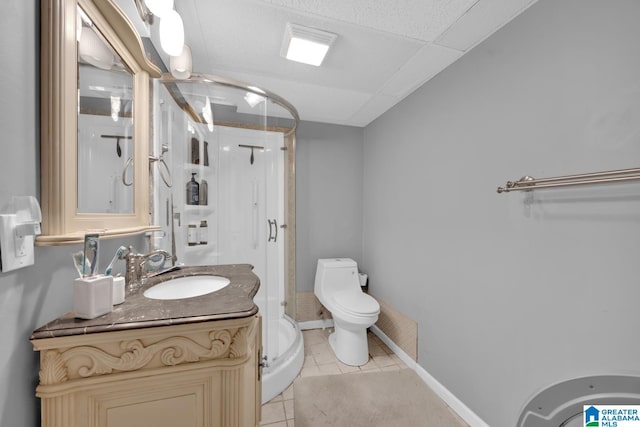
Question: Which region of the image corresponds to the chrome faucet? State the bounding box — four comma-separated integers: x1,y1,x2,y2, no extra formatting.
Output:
120,247,175,291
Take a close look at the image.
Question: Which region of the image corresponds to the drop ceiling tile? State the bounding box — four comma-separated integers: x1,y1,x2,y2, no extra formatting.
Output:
203,68,374,125
141,0,545,125
348,93,403,127
435,0,539,51
380,43,463,98
260,0,480,41
180,0,422,94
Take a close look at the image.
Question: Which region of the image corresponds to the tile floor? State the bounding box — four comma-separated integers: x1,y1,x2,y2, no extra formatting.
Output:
259,328,468,427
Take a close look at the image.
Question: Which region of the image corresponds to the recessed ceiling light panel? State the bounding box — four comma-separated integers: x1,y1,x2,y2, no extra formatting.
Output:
281,23,337,66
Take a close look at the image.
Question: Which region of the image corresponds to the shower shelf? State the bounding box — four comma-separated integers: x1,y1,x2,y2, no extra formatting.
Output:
184,245,218,256
184,163,212,169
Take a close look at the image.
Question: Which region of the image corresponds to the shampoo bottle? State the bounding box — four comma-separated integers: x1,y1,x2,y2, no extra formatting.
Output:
186,173,199,205
203,141,209,166
190,137,200,164
199,220,208,245
187,223,198,246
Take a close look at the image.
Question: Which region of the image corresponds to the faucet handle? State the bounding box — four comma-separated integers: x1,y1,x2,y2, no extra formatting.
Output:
118,246,133,260
141,250,172,274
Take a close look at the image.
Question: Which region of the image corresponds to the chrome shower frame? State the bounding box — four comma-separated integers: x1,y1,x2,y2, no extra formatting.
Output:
160,72,300,136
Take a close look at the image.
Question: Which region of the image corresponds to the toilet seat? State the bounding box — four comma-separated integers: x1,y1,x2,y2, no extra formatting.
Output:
331,290,379,316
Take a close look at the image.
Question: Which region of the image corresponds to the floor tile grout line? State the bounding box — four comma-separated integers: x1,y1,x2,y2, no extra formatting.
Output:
261,329,410,426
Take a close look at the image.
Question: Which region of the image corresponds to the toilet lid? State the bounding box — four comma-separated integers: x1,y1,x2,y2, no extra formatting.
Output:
331,290,380,316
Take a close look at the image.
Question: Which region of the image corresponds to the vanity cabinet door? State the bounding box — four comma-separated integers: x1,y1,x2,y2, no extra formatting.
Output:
83,371,215,427
105,394,202,427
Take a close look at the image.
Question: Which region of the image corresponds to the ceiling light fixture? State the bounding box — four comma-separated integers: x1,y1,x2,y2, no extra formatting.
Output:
170,44,192,79
159,9,184,56
280,23,337,67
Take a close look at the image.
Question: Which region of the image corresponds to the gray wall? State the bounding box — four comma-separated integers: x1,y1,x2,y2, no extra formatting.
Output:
295,121,364,292
6,0,640,425
0,2,143,425
362,0,640,426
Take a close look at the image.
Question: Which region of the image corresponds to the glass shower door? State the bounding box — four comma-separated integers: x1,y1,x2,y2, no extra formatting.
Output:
216,126,284,367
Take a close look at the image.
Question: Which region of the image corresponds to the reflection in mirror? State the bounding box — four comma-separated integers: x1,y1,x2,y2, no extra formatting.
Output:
77,5,134,214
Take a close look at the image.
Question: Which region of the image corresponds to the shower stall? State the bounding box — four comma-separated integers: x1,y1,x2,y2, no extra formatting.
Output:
152,74,303,403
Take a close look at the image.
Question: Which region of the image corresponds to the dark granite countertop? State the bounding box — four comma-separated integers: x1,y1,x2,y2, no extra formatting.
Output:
31,264,260,340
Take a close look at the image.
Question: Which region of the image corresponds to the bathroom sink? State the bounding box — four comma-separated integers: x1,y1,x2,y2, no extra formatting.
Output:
143,275,230,300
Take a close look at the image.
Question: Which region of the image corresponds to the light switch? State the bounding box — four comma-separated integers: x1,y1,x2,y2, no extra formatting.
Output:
0,214,35,272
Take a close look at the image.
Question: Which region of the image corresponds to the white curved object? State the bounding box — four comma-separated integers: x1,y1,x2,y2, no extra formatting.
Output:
159,10,184,56
314,258,380,366
170,44,192,79
143,275,230,300
517,374,640,427
261,315,304,403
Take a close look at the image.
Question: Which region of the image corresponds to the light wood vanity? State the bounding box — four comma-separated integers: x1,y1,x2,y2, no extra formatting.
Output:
31,265,262,427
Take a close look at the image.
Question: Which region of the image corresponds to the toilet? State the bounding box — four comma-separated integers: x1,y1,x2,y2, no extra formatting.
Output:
314,258,380,366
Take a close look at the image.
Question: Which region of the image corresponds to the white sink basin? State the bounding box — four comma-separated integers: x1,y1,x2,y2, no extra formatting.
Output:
143,275,230,300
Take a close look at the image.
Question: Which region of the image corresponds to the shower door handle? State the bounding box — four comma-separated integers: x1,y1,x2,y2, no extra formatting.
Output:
273,219,278,242
252,181,258,249
267,219,274,242
267,219,278,243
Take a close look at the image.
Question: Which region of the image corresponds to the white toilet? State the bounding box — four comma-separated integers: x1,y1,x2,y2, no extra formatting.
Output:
314,258,380,366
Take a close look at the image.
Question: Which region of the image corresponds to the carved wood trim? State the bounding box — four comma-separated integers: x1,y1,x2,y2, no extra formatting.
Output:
229,323,253,358
39,326,253,385
40,351,68,385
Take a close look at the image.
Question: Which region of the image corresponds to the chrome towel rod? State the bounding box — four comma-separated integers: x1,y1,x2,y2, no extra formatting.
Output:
497,167,640,193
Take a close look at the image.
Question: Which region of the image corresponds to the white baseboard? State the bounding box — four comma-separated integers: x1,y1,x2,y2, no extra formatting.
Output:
369,325,417,370
370,325,489,427
299,319,334,330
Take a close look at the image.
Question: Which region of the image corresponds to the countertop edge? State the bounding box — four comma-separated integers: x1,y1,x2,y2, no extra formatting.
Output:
30,305,259,341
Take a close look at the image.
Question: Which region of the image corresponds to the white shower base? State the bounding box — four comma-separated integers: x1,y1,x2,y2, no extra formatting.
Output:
261,314,304,403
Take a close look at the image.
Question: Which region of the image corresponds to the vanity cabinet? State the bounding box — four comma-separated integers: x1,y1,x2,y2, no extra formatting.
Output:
32,315,262,427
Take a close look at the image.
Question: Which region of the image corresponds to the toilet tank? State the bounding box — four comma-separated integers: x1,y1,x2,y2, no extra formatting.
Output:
314,258,361,304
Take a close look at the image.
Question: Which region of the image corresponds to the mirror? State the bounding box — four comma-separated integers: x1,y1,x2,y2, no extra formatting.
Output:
77,10,135,214
39,0,161,244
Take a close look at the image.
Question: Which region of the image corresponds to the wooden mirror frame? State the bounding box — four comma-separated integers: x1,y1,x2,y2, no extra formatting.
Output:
39,0,161,245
